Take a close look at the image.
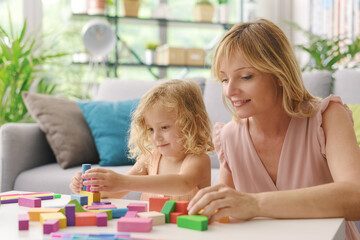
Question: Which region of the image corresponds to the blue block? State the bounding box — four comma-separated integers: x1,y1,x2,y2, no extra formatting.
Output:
71,194,88,206
107,208,128,218
82,164,91,191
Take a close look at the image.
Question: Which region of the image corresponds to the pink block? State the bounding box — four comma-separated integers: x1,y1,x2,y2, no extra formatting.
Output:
18,197,41,208
96,212,108,227
117,217,152,232
18,214,29,230
85,204,117,210
127,203,148,213
124,211,138,218
43,219,59,234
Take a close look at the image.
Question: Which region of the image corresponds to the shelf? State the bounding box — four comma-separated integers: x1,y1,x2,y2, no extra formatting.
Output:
73,61,211,69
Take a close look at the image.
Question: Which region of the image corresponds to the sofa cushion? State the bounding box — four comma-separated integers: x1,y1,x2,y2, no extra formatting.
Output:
22,92,99,169
302,70,332,98
333,69,360,104
78,99,140,166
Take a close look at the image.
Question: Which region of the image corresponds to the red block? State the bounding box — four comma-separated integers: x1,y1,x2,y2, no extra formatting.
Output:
149,197,170,212
175,201,189,214
18,197,41,208
75,212,97,226
170,212,186,224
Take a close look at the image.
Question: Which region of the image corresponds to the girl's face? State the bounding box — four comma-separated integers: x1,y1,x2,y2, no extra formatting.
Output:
144,105,185,157
219,51,282,119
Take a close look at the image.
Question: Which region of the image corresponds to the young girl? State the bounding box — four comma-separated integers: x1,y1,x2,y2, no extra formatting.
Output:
70,79,214,201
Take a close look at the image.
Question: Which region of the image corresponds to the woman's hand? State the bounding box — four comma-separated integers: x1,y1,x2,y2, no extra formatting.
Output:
82,168,125,192
69,171,83,194
187,184,259,223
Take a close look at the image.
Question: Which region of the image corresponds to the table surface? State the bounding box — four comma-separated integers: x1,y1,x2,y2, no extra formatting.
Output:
0,191,346,240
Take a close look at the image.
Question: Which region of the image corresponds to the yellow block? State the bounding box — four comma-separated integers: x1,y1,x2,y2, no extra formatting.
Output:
80,191,101,206
28,208,62,221
40,212,67,228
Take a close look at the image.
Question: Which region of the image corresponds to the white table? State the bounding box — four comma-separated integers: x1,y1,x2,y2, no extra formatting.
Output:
0,191,345,240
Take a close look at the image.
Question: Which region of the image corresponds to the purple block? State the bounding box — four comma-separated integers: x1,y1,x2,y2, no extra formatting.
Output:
18,197,41,208
65,204,76,226
43,219,59,234
127,203,148,213
37,195,54,200
92,201,111,206
18,214,29,230
124,211,138,218
96,212,108,227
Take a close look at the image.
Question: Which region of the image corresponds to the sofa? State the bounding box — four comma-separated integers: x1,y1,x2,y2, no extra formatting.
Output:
1,69,359,201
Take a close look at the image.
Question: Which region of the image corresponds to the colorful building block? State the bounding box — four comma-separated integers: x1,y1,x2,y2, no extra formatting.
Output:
75,212,97,226
217,216,230,223
18,214,29,230
65,204,76,226
80,191,100,205
96,212,108,227
161,200,176,223
124,210,138,218
87,209,113,220
43,219,60,234
149,197,170,212
177,215,208,231
71,194,88,206
127,203,148,213
117,217,152,232
175,201,189,214
109,208,128,218
85,204,117,210
40,212,67,228
137,211,165,226
170,212,186,224
82,164,92,191
28,208,62,221
18,197,41,208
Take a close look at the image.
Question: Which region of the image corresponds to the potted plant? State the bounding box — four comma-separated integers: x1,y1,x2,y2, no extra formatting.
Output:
0,18,67,125
218,0,229,23
144,42,159,65
87,0,114,15
123,0,141,18
194,0,214,22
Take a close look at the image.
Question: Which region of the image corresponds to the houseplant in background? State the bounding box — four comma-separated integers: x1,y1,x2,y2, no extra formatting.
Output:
0,16,67,125
194,0,214,22
144,41,159,65
87,0,114,15
123,0,141,17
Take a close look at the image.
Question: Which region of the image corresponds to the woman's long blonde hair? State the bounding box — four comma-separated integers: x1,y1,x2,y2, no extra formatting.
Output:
212,19,318,119
128,79,214,161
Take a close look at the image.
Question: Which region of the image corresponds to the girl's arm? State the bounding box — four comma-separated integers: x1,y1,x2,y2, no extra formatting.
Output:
188,102,360,222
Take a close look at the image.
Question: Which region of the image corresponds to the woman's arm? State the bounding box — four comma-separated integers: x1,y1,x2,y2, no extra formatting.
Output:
188,102,360,222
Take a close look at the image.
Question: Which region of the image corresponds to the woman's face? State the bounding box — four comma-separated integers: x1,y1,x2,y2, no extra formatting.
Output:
219,52,282,119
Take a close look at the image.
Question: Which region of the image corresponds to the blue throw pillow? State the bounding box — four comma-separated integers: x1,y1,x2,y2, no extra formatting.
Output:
77,98,140,166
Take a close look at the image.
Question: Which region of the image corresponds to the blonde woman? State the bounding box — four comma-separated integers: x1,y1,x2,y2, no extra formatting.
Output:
71,80,214,201
187,19,360,239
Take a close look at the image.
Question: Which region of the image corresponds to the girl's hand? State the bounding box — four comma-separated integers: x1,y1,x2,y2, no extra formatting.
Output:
82,168,125,192
187,184,259,223
69,171,83,194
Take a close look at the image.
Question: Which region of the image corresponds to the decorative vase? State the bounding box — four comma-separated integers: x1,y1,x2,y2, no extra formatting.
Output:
124,0,140,17
87,0,107,15
145,49,155,65
218,3,229,23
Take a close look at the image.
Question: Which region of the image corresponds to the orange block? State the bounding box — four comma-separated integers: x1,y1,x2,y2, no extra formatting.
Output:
28,208,62,221
75,212,97,226
175,201,189,214
149,197,170,212
169,212,186,224
217,216,230,223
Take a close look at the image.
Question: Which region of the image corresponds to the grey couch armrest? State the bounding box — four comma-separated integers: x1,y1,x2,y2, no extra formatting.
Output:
0,123,56,192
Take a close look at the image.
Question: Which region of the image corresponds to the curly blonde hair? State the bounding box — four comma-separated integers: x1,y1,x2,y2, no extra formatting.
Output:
212,19,319,119
128,79,214,161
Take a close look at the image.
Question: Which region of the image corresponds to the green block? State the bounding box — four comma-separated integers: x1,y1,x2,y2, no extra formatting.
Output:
87,209,113,220
161,200,177,223
177,215,208,231
54,193,61,199
60,199,86,215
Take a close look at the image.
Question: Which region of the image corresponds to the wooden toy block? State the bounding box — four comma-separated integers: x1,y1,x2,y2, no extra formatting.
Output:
92,201,111,205
175,201,189,214
1,192,55,204
96,212,108,227
65,204,76,226
75,212,97,226
18,214,29,230
82,164,92,191
80,191,100,205
170,212,186,224
18,197,41,208
177,215,208,231
149,196,170,212
109,208,128,218
71,194,88,206
217,216,230,223
127,203,148,213
87,209,113,220
43,219,59,234
117,217,152,232
161,200,177,223
85,204,117,210
124,210,138,218
137,211,165,226
28,208,62,221
40,212,67,228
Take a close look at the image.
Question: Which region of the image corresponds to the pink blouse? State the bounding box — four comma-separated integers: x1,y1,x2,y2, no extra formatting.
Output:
213,95,359,240
140,150,199,202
